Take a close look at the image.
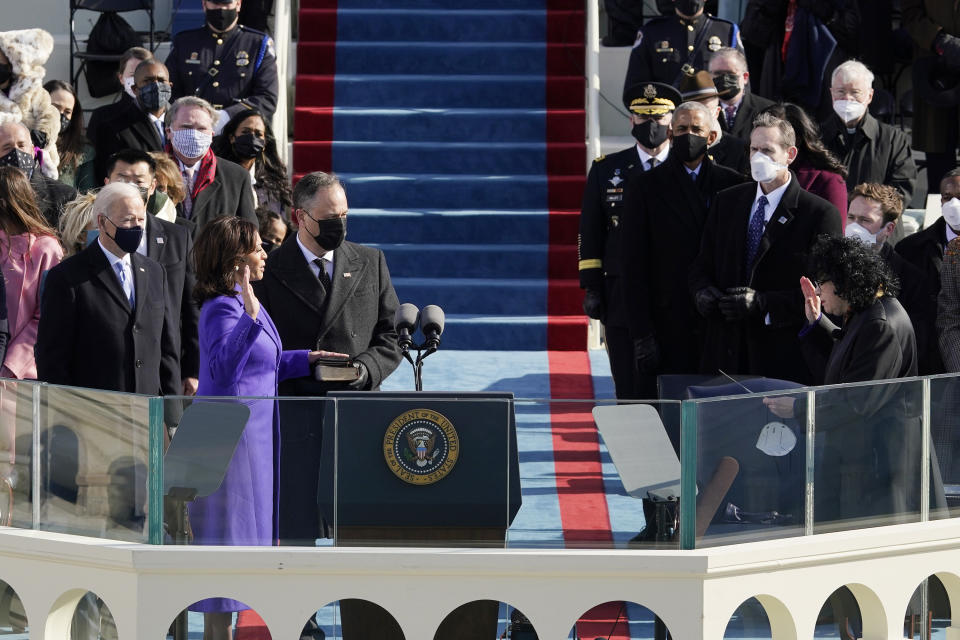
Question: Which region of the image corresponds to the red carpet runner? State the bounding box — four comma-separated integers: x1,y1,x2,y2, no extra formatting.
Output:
546,3,629,639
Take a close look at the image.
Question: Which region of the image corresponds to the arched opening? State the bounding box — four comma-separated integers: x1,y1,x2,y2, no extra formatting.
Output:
903,574,951,639
70,592,117,640
569,600,672,639
300,599,404,640
435,600,529,640
0,580,27,636
724,597,771,638
166,597,272,639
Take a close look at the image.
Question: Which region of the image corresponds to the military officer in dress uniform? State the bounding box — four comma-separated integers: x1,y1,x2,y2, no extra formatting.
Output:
578,82,682,400
165,0,278,133
623,0,741,102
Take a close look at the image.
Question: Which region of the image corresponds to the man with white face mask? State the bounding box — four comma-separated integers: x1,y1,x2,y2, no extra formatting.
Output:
896,169,960,374
847,182,933,369
165,96,256,236
821,60,917,206
689,112,841,383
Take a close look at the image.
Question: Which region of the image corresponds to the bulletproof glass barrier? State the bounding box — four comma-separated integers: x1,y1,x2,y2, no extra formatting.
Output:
680,375,953,549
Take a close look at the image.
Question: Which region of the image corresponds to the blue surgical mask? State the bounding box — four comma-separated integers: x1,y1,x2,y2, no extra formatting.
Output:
85,229,99,247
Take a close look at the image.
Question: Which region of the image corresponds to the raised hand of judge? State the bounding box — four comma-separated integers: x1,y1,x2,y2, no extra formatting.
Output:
800,276,821,324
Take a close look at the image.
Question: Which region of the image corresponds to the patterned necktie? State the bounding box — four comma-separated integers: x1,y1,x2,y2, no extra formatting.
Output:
725,104,737,127
313,258,332,292
114,261,135,308
182,167,195,218
647,157,659,170
745,195,768,271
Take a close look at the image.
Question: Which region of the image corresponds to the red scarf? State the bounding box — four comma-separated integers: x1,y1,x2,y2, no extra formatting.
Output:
164,145,218,201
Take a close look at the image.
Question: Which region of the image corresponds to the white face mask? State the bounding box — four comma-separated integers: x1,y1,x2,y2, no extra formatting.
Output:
943,197,960,229
171,128,213,160
833,99,866,125
750,152,786,184
845,221,879,246
123,76,137,99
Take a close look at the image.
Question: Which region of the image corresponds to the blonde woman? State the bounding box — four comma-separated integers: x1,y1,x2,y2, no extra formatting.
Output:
57,191,97,258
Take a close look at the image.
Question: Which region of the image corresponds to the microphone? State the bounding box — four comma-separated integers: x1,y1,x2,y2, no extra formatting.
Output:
394,303,420,353
420,305,445,350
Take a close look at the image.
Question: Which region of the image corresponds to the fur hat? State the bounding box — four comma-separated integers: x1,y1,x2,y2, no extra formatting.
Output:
0,30,53,80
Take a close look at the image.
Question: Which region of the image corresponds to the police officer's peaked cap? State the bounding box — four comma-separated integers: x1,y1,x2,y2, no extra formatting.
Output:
623,82,682,116
677,65,719,102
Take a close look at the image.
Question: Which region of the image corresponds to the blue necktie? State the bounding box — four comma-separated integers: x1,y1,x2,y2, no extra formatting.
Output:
114,262,135,308
745,195,768,271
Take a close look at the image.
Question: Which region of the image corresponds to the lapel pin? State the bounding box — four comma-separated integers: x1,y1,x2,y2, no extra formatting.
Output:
343,272,351,278
156,237,164,244
139,267,145,272
778,216,787,223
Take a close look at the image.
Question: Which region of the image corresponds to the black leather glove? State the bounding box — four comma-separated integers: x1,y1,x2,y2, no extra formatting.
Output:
29,128,47,150
694,286,723,317
582,288,605,321
633,335,660,374
346,361,369,389
719,287,766,320
936,32,960,70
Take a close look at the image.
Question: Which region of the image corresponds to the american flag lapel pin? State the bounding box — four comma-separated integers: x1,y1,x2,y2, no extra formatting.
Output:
139,267,145,272
156,237,164,244
343,272,351,278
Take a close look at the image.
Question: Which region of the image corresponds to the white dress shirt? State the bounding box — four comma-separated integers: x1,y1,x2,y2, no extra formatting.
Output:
636,144,670,170
751,173,792,226
98,238,134,302
297,234,334,281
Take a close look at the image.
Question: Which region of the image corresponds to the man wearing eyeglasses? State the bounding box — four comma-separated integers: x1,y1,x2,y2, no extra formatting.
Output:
820,60,917,207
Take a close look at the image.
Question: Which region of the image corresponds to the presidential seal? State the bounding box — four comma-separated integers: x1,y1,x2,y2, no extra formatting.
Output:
383,409,459,485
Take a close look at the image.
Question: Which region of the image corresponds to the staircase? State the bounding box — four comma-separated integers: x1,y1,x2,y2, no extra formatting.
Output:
293,0,586,351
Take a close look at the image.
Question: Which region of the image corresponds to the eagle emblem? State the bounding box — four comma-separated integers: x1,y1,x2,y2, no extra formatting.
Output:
383,409,459,485
406,428,438,467
643,84,657,99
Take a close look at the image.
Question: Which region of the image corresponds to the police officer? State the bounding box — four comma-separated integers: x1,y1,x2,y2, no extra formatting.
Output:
165,0,278,133
578,82,682,400
622,0,740,100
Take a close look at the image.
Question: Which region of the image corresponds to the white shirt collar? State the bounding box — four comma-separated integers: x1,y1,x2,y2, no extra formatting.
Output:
948,223,958,244
753,173,792,223
296,234,334,275
98,237,132,270
636,144,670,167
176,157,201,172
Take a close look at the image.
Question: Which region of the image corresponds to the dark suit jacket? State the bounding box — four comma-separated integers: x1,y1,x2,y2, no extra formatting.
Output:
91,100,165,184
721,91,775,140
252,235,402,542
896,216,948,373
689,177,842,383
821,111,917,204
36,243,180,395
621,154,745,374
182,156,258,235
30,172,77,229
145,214,199,379
708,132,749,176
86,93,137,153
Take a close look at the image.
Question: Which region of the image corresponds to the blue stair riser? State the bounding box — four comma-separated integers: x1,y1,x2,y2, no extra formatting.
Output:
393,278,547,314
333,9,547,42
323,141,560,175
339,174,547,209
368,244,552,278
418,320,548,350
346,210,550,244
331,108,549,143
323,42,550,75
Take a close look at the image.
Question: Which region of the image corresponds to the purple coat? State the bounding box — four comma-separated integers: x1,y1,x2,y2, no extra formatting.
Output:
188,287,309,612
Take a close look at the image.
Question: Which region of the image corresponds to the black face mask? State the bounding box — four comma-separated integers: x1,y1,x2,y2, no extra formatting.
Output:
206,8,238,32
261,241,278,254
233,133,266,159
632,120,669,149
101,217,144,255
59,113,71,135
0,148,34,179
713,73,741,100
676,0,705,16
671,133,709,163
138,81,172,112
0,63,11,87
311,216,346,251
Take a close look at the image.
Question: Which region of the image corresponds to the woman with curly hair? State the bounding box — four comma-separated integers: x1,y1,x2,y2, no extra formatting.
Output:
211,109,292,221
764,235,930,528
761,102,849,227
43,80,95,191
